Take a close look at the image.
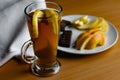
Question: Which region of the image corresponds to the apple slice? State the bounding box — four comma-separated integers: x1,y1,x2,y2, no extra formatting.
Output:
75,32,90,50
75,29,100,50
85,31,106,49
44,9,59,35
32,9,44,38
75,29,106,50
98,18,109,32
78,35,93,50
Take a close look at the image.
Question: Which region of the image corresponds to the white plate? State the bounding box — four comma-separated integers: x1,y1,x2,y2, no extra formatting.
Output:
58,15,119,55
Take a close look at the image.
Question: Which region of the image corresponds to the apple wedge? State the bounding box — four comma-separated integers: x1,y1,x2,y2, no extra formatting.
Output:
75,29,106,50
32,9,44,38
44,9,59,35
85,31,106,49
75,29,100,50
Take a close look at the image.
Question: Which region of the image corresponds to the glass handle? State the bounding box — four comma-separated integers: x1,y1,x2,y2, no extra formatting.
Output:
21,40,37,64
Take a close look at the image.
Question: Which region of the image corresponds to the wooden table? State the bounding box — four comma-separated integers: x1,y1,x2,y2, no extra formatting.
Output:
0,0,120,80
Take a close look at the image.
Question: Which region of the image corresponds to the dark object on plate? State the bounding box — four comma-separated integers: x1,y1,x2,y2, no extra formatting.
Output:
60,20,72,31
59,30,72,47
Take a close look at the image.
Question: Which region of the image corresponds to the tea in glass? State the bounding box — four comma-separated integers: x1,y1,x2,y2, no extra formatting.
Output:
22,1,62,76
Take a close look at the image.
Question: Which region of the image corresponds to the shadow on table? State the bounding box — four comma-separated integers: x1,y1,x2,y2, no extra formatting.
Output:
13,49,109,64
57,50,108,59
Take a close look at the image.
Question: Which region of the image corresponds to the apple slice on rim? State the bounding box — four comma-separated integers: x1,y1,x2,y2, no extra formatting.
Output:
44,9,59,35
32,10,44,38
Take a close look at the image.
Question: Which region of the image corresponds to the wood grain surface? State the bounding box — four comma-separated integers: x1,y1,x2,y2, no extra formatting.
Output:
0,0,120,80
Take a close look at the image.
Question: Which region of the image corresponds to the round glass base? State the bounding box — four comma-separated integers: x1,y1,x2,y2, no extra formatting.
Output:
31,60,61,77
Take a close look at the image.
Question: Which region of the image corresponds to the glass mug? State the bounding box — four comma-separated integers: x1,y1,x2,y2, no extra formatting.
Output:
21,1,62,77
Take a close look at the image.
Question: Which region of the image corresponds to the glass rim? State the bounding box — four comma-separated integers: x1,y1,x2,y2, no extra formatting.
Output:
24,1,62,18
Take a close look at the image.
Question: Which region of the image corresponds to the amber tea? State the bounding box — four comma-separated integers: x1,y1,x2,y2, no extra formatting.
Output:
22,1,62,76
26,9,61,66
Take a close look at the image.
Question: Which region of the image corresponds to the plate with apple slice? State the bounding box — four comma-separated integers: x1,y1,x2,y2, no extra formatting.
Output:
58,15,118,54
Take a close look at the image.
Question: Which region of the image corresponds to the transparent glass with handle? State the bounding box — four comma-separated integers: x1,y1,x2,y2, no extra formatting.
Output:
21,1,62,77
